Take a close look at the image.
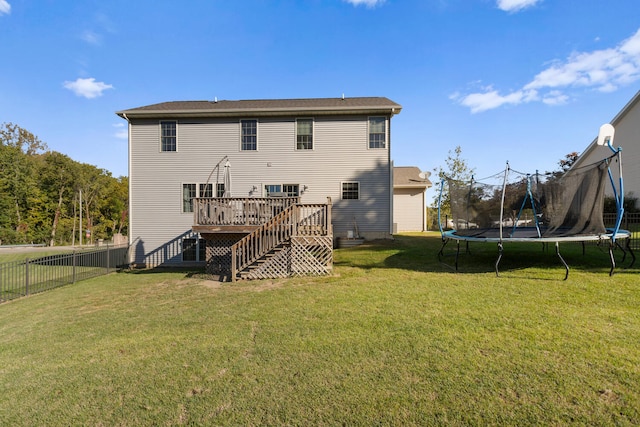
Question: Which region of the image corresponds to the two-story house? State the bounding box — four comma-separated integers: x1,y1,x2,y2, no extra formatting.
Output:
116,97,402,277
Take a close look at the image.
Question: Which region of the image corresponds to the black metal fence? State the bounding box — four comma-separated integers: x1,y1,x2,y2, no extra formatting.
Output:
0,244,130,303
603,212,640,251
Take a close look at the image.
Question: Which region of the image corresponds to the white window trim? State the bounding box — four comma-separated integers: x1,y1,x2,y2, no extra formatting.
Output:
263,183,300,197
367,116,387,150
181,182,214,214
341,181,360,200
240,119,259,151
159,120,178,152
295,117,314,151
182,237,206,262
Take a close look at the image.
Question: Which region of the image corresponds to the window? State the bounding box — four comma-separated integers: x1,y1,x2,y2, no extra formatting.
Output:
342,182,360,200
183,183,212,213
264,184,300,197
241,119,257,151
264,184,281,197
199,183,213,198
183,184,196,212
282,184,299,197
296,119,313,150
368,117,386,149
216,183,225,198
160,121,177,152
182,238,206,261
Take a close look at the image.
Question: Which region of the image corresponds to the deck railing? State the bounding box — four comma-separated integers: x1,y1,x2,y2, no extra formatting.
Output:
194,197,299,227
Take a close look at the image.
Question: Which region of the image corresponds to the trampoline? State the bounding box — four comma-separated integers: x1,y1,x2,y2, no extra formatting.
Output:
437,124,635,279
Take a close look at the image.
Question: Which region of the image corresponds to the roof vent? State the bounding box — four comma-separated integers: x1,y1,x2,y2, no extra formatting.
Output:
341,93,345,100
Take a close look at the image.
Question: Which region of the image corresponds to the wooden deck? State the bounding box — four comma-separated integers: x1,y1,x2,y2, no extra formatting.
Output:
192,197,333,281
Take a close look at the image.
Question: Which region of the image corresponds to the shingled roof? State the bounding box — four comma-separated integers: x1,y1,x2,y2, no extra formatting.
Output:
393,166,432,188
116,97,401,118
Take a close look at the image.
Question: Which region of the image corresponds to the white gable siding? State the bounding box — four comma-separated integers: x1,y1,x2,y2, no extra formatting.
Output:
574,93,640,202
129,115,392,266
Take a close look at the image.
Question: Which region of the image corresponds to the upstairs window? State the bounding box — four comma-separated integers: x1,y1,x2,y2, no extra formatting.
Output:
368,117,386,149
342,182,360,200
160,121,177,152
241,119,257,151
296,119,313,150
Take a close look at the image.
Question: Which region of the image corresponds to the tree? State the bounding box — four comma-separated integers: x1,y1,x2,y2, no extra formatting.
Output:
0,123,129,245
558,151,579,173
40,152,79,246
432,146,475,226
0,122,47,155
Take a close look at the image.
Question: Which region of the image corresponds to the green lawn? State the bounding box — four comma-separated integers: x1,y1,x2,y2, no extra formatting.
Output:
1,233,639,425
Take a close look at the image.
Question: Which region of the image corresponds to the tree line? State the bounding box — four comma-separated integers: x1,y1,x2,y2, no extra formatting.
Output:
0,122,128,246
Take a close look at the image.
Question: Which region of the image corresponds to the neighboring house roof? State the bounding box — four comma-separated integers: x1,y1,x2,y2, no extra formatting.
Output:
116,97,402,119
393,166,432,189
572,90,640,169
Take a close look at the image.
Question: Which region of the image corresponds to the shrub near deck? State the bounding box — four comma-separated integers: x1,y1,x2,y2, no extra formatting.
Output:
0,234,638,425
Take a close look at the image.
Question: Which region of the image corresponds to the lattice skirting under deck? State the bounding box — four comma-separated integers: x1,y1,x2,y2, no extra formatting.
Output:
201,233,246,275
291,235,333,277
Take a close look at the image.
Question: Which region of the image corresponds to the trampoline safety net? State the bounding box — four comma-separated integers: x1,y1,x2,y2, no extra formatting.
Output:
442,154,619,239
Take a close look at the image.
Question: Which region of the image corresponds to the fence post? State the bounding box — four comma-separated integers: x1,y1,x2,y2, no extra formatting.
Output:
72,250,77,284
25,258,29,296
106,244,110,274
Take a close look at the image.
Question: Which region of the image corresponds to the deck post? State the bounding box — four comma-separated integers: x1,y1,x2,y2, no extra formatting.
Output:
231,245,236,282
326,197,333,234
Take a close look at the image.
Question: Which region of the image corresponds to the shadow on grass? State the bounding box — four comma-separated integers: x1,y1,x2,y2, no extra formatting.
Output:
117,267,205,277
335,233,637,279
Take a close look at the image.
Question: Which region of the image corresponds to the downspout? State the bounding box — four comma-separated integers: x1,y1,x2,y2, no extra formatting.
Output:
389,115,393,238
390,160,394,236
122,113,133,253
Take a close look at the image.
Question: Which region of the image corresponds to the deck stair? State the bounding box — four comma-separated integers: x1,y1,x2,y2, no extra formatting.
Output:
229,199,333,281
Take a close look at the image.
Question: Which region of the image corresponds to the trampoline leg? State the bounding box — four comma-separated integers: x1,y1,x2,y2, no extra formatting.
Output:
555,242,569,280
627,239,636,269
438,238,449,259
495,243,503,277
608,242,618,276
455,240,461,272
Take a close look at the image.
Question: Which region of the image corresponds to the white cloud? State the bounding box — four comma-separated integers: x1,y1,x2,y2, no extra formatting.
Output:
0,0,11,15
496,0,542,13
455,28,640,113
81,30,102,45
63,77,114,99
113,123,127,139
343,0,385,8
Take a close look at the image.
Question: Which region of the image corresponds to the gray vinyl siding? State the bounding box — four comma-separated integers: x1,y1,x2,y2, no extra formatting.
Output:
129,115,392,266
393,189,425,232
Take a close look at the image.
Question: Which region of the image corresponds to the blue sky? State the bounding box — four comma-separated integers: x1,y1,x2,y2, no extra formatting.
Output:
1,0,639,189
